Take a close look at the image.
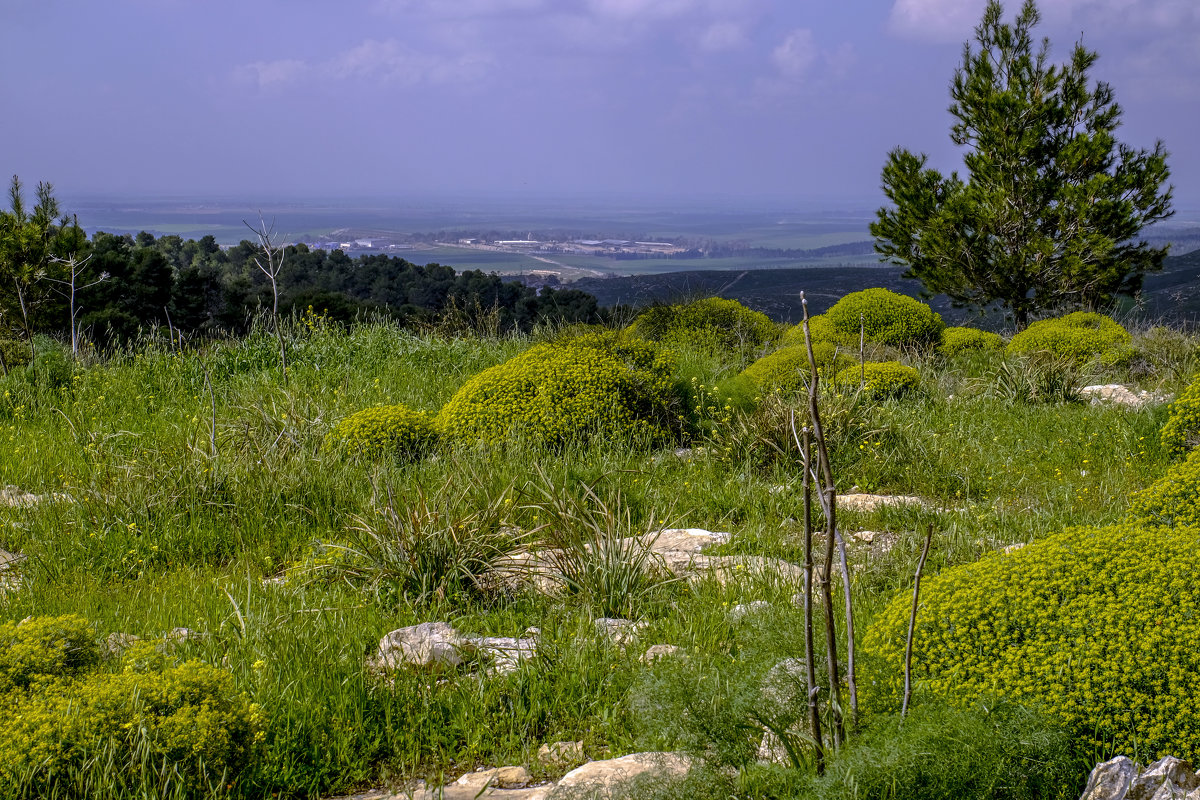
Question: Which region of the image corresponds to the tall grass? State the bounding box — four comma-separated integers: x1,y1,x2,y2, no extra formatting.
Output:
0,318,1191,797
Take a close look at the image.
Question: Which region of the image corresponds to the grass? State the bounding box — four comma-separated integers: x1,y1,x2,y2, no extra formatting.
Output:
0,312,1192,798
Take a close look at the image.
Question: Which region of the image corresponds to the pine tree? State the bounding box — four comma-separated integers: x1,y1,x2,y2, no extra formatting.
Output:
870,0,1173,328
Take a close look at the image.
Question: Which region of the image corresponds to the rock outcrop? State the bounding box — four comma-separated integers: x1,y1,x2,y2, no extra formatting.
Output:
369,622,539,675
1081,755,1200,800
328,752,690,800
1080,384,1170,409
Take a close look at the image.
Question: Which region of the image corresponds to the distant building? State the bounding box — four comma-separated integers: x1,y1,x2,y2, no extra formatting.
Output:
354,239,374,248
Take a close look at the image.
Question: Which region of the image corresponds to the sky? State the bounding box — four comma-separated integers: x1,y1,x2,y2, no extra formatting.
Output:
2,0,1198,207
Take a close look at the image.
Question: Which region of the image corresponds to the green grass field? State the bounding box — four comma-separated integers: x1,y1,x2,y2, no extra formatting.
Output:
0,309,1193,799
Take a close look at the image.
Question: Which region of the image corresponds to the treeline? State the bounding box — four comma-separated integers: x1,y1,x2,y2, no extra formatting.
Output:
1,181,607,349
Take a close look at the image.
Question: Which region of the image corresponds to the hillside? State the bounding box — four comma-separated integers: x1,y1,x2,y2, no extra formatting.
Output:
575,247,1200,327
1,303,1197,798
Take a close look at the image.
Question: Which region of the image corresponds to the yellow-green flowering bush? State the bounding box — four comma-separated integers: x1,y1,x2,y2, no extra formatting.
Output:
627,297,777,352
824,288,945,348
437,332,678,446
0,614,99,693
0,619,261,794
834,361,920,399
1006,312,1132,366
939,326,1005,358
1161,376,1200,456
862,523,1200,763
325,404,439,460
739,342,855,395
1128,448,1200,528
781,314,841,347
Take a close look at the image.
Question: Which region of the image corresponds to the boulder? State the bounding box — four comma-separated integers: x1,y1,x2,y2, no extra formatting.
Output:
636,527,730,576
454,765,532,791
369,622,468,672
839,493,926,513
537,740,585,766
594,618,646,647
0,486,68,507
687,555,805,586
1130,757,1200,800
1080,755,1137,800
549,752,691,799
465,635,538,675
1081,384,1169,409
641,644,681,664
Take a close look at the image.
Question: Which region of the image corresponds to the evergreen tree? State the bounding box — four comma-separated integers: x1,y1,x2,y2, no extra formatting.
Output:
871,0,1173,327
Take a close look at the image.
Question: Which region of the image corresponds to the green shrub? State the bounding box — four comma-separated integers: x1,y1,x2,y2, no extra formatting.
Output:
0,623,261,795
834,361,920,400
739,342,856,395
862,523,1200,763
325,404,439,460
1161,376,1200,456
810,703,1077,800
1127,447,1200,528
781,314,842,347
0,338,33,372
1006,311,1132,366
939,326,1005,358
824,288,945,349
628,298,777,352
437,332,678,446
0,615,99,693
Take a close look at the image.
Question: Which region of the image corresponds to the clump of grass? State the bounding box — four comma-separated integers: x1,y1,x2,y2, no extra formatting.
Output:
977,355,1083,405
306,473,519,607
526,469,678,620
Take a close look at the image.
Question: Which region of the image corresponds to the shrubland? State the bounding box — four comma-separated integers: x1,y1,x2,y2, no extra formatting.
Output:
0,298,1194,800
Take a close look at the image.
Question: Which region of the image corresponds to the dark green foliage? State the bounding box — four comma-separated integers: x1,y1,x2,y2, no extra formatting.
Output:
871,1,1173,327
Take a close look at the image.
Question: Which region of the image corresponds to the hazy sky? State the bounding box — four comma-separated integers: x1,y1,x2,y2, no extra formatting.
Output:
3,0,1198,206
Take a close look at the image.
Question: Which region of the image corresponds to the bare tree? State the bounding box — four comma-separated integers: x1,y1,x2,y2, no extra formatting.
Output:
799,290,858,741
244,213,288,384
47,253,108,358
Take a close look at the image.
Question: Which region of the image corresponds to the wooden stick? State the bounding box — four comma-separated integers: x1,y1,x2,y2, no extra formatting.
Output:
903,523,934,718
800,291,845,746
792,415,825,773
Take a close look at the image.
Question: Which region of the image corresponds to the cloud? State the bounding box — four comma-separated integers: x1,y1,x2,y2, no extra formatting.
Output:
371,0,546,17
698,20,747,52
329,39,491,84
887,0,986,42
772,28,818,81
586,0,696,20
233,41,491,89
233,59,309,89
888,0,1200,42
